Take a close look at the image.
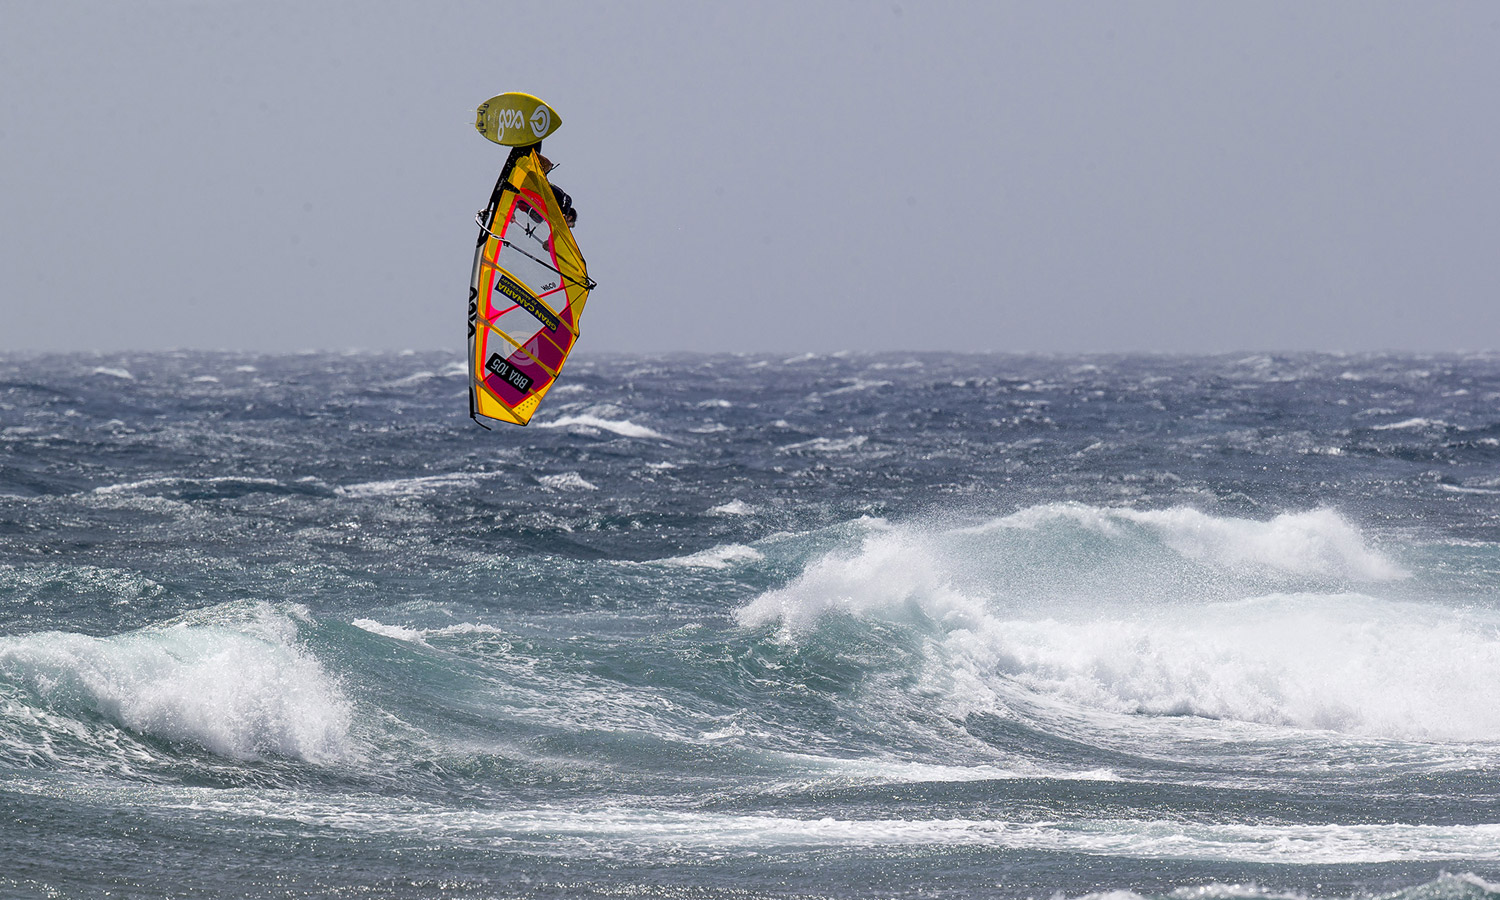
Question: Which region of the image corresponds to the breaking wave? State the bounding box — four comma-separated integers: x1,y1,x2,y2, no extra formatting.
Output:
738,505,1500,741
0,603,354,765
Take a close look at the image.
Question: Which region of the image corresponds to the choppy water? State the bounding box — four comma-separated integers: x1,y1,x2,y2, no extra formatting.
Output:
3,351,1500,899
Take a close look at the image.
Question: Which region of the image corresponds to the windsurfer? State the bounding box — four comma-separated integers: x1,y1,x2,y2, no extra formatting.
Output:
536,153,578,229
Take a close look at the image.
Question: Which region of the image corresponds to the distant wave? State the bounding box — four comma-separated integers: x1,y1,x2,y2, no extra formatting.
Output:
336,471,493,499
539,472,598,491
351,618,507,648
382,370,439,387
968,503,1407,581
1372,417,1452,431
535,415,665,439
93,475,290,497
656,543,765,569
776,435,869,455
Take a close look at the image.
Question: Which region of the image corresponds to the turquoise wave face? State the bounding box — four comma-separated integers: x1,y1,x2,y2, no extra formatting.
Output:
3,352,1500,898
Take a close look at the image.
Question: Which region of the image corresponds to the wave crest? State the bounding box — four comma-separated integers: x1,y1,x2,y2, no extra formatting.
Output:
0,603,354,765
736,506,1500,741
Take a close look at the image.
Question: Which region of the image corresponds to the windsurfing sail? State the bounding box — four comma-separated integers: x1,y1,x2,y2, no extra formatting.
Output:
467,146,595,427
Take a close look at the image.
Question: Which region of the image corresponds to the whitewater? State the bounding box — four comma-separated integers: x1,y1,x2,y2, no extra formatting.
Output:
3,351,1500,899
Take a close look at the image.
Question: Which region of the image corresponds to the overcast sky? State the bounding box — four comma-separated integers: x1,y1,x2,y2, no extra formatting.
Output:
2,1,1497,354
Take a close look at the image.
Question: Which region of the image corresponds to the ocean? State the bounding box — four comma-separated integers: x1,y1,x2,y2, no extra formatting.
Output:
2,350,1500,899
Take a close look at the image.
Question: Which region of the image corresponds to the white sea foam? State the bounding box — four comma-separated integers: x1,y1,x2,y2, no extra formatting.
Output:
336,472,487,498
351,618,429,645
699,721,747,741
659,544,765,569
738,528,967,636
535,415,665,439
510,813,1499,863
29,779,1500,869
539,472,598,491
1440,484,1500,495
709,499,756,516
165,793,1500,864
826,378,892,395
351,619,509,648
778,752,1115,785
428,622,506,638
0,604,354,763
1119,506,1406,581
92,476,285,496
776,435,868,454
738,507,1497,741
954,592,1500,741
1372,417,1450,431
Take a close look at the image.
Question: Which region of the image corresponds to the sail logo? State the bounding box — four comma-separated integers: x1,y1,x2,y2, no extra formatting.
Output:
485,353,533,393
530,106,550,138
493,273,560,333
494,108,528,133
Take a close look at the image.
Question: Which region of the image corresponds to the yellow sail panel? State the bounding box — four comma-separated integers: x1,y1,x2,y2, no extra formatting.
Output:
467,149,593,427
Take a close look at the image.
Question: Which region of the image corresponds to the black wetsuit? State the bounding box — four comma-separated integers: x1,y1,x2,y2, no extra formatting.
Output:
550,184,576,223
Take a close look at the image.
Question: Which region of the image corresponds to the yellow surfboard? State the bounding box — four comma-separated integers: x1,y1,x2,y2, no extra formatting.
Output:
475,93,562,146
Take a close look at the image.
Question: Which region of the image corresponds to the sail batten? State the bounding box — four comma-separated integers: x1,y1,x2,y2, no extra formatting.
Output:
479,317,564,379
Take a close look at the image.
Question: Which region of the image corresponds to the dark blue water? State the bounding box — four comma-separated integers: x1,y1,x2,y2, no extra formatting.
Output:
3,351,1500,899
